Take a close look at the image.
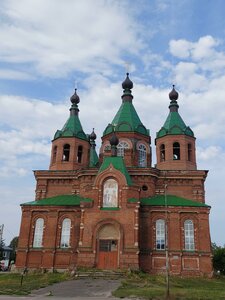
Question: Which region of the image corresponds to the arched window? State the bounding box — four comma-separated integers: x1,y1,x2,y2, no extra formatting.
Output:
33,218,44,248
156,219,165,250
160,144,165,162
52,146,57,163
77,145,83,163
173,142,180,160
188,143,192,161
103,179,118,207
117,141,129,157
184,220,195,250
63,144,70,161
60,218,71,248
138,144,147,167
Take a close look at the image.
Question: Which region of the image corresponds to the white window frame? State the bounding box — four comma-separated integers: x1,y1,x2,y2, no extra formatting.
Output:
156,219,165,250
184,220,195,251
117,141,129,157
60,218,71,248
33,218,44,248
138,144,147,167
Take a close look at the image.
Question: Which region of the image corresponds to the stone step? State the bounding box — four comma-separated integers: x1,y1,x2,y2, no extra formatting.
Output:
76,269,126,279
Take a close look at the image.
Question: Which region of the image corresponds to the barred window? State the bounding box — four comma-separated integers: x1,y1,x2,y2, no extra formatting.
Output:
33,218,44,248
60,218,71,248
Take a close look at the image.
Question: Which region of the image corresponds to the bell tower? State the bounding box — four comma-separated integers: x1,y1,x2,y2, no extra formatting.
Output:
155,86,197,170
49,89,90,171
101,73,151,168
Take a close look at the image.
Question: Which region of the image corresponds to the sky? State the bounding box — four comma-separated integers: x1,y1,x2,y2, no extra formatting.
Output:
0,0,225,246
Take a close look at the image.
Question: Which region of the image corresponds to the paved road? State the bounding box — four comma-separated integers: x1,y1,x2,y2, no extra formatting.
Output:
0,278,138,300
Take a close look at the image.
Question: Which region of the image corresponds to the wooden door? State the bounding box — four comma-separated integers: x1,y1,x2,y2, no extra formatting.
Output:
98,239,118,269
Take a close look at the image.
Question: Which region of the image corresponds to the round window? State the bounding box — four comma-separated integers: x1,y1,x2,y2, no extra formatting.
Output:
142,185,148,191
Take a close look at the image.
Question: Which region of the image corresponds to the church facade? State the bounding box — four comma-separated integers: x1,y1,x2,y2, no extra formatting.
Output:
16,74,212,276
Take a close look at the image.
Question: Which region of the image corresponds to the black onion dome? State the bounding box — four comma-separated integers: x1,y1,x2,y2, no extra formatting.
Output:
122,73,133,90
70,88,80,104
90,128,97,140
169,85,179,101
110,132,119,146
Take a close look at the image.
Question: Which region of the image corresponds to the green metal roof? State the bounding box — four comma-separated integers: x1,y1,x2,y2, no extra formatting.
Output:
89,145,99,167
21,194,92,206
54,104,88,141
156,111,194,138
98,156,132,186
103,101,149,136
140,195,209,207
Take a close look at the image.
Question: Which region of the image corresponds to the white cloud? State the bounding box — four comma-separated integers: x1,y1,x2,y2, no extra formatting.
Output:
197,146,222,161
0,0,143,77
169,36,225,90
174,62,208,92
169,35,219,60
169,39,193,59
0,69,34,80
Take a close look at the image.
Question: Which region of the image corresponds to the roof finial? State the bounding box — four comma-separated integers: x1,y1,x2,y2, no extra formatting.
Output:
70,88,80,105
90,128,97,141
169,85,179,112
169,84,179,101
110,130,119,157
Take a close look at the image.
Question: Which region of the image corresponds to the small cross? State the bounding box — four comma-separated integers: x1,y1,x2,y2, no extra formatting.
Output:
124,61,131,74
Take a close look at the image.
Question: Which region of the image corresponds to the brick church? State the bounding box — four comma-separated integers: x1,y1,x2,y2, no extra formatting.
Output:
16,74,212,276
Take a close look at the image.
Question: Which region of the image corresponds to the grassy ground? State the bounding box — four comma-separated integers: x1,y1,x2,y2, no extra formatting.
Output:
113,272,225,300
0,272,70,295
0,271,225,299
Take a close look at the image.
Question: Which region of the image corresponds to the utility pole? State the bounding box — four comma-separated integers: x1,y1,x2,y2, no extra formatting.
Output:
0,224,4,244
165,185,170,299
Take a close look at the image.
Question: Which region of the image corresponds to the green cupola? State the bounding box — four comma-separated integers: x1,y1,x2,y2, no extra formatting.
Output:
89,128,99,167
156,86,194,138
155,86,197,171
53,89,88,141
103,73,149,137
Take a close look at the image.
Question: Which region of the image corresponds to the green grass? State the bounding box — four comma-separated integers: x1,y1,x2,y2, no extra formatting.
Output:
113,272,225,300
1,271,225,299
0,272,70,295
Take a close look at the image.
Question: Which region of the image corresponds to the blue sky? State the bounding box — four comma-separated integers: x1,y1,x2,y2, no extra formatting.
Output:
0,0,225,246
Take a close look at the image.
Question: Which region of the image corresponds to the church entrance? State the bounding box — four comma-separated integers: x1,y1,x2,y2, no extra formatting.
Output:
97,224,120,270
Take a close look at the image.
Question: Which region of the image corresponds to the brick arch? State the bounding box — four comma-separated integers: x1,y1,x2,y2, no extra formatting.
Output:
58,214,73,225
118,138,132,148
32,213,47,227
92,219,124,250
94,165,128,188
136,140,150,154
151,214,166,224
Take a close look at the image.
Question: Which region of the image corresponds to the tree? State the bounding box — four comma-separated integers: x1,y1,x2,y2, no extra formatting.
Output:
212,243,225,274
9,236,18,262
0,239,5,260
